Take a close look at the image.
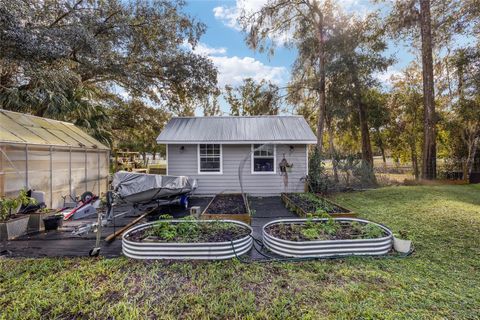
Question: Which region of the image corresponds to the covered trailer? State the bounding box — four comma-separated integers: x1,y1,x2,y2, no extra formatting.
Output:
0,110,110,208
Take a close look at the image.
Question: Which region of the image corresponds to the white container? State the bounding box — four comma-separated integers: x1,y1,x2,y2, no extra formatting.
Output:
393,237,412,253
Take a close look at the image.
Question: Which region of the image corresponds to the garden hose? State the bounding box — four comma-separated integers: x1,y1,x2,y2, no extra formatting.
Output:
230,234,415,264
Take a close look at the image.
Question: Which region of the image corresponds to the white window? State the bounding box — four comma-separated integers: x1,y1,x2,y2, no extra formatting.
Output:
251,144,276,174
198,144,222,174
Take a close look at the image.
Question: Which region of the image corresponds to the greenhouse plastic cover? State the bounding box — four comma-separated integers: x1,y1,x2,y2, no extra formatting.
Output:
112,171,197,202
0,109,109,149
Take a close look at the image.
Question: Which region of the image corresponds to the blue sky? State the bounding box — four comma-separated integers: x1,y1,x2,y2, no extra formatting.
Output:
182,0,420,114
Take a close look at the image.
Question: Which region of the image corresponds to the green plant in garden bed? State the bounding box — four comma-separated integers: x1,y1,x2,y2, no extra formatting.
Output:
298,193,336,212
285,192,349,215
131,215,249,243
274,210,385,242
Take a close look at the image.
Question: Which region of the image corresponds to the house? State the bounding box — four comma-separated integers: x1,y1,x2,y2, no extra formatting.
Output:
156,116,317,195
0,110,110,208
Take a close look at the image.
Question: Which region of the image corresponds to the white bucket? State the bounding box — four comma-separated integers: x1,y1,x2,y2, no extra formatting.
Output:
393,237,412,253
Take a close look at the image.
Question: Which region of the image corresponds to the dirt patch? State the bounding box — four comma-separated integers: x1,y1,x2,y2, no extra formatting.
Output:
286,193,349,214
205,194,247,215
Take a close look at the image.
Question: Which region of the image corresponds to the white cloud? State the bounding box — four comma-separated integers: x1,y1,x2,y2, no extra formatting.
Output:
213,0,269,31
184,41,227,56
375,66,402,85
213,6,241,30
210,55,287,87
184,41,288,88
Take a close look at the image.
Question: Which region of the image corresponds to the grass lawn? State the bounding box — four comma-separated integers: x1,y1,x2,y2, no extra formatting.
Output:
1,185,479,319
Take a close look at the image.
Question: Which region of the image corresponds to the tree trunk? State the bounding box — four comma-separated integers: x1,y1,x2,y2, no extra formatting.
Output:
351,66,376,184
420,0,437,180
326,115,339,183
465,136,479,182
375,128,386,164
410,139,420,180
315,9,326,154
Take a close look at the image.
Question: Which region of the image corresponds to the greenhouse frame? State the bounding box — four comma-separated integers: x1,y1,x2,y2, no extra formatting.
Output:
0,110,110,208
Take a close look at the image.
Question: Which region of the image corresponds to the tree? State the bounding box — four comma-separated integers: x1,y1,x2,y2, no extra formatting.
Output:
224,78,281,116
387,64,424,179
419,0,436,180
240,0,337,153
0,0,218,119
364,89,391,164
383,0,476,179
311,11,392,184
448,46,480,180
111,100,170,161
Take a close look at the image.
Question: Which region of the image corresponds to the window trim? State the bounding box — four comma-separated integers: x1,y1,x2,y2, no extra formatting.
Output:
197,144,223,175
251,144,276,175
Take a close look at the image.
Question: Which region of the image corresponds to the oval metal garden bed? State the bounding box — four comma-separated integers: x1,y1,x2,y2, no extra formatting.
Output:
122,219,253,260
262,218,393,258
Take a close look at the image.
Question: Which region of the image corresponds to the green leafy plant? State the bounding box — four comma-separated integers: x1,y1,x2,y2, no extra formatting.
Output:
18,189,37,206
301,211,339,239
395,230,413,240
147,221,178,240
350,221,364,236
297,193,336,213
301,227,320,240
322,218,339,236
0,198,20,221
362,224,385,239
0,189,37,221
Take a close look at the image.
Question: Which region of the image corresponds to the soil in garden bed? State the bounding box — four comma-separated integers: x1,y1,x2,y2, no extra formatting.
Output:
127,221,250,243
286,193,349,214
266,221,387,242
205,194,247,215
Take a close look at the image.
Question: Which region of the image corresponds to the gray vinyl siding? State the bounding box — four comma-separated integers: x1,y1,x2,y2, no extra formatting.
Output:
167,144,308,195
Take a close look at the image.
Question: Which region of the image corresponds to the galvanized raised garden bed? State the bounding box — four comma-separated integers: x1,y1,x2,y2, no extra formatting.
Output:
201,193,251,225
262,218,393,258
281,192,356,218
122,219,253,260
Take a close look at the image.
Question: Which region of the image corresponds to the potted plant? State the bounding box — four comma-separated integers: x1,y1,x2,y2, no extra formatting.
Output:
393,230,413,253
0,193,30,240
26,207,57,234
42,213,64,231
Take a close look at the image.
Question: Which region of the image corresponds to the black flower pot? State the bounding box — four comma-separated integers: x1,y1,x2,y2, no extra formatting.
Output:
42,215,63,231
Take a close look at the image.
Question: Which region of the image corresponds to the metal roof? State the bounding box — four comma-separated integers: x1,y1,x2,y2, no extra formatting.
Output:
156,116,317,144
0,109,109,150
